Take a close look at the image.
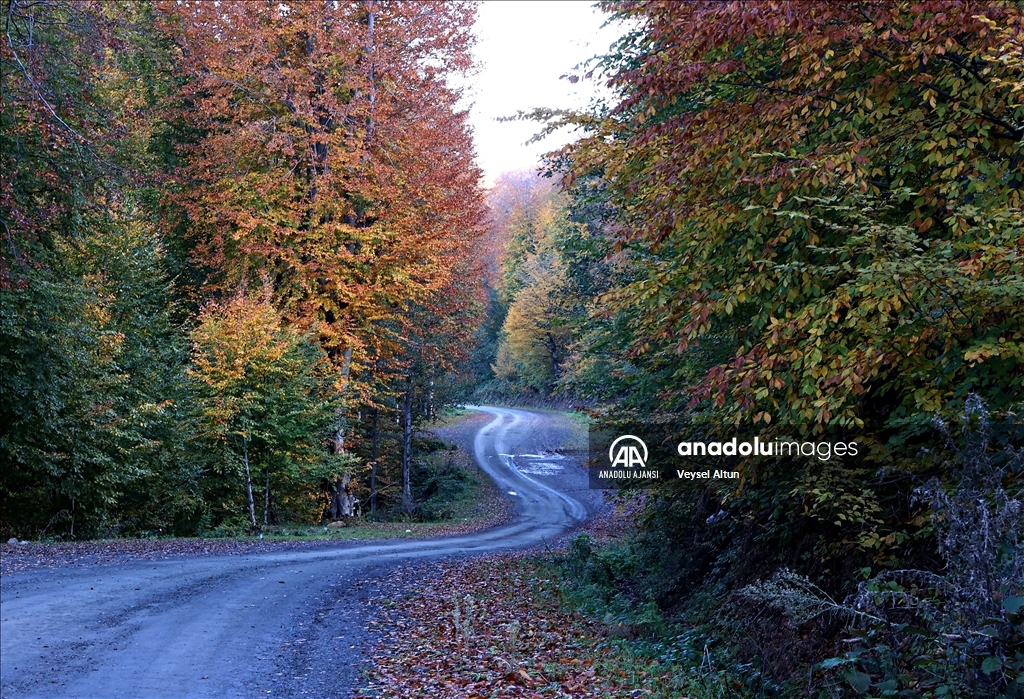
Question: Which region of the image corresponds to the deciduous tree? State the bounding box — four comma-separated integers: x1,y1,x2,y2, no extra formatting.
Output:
190,289,340,530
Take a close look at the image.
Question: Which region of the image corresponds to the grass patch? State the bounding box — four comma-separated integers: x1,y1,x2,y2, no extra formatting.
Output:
255,520,496,541
227,438,511,541
425,405,474,429
543,533,791,697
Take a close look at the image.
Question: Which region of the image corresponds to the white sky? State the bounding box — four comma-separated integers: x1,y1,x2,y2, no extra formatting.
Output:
463,1,624,187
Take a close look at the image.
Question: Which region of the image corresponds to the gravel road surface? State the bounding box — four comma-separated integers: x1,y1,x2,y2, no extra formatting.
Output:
0,407,597,699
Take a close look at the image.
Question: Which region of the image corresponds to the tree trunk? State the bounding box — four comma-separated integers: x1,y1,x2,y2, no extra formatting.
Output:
332,347,354,455
263,467,271,527
329,473,357,519
370,407,379,516
328,347,356,520
242,434,257,531
401,373,414,514
546,332,561,383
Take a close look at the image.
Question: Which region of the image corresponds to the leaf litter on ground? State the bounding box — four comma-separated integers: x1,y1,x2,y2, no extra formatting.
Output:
358,546,692,698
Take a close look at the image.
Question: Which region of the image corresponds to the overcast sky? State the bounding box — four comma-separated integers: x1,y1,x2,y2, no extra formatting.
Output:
464,1,623,187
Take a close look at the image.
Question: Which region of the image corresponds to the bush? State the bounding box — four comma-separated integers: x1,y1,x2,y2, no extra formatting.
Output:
414,452,471,521
744,397,1024,697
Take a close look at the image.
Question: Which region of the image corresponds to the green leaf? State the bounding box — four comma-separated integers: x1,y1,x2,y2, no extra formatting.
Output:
843,669,871,694
874,678,898,691
1002,596,1024,614
981,656,1002,675
819,657,849,670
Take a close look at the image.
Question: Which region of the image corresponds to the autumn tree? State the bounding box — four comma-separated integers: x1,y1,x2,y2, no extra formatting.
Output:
553,1,1024,432
476,174,588,398
156,0,482,386
498,249,573,393
190,289,340,530
157,1,485,512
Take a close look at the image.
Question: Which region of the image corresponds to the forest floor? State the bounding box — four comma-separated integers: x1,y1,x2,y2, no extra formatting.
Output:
354,500,709,698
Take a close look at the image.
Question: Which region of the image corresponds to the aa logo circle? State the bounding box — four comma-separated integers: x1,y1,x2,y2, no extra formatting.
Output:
608,435,648,469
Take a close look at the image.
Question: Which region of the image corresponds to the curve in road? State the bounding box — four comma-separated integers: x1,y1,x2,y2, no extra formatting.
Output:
0,406,589,699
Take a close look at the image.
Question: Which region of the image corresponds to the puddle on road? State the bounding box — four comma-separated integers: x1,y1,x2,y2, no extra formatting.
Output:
517,461,563,475
497,452,567,475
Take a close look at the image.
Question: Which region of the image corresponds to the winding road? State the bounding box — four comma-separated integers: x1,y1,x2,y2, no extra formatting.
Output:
0,407,593,699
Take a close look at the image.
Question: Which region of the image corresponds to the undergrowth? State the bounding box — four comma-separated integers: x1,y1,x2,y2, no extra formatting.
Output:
545,397,1023,698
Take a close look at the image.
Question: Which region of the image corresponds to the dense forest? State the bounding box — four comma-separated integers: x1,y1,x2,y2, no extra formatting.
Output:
1,0,486,537
2,1,1023,696
473,2,1024,696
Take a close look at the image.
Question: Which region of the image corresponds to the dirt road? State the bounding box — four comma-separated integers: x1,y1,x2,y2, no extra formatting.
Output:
0,407,595,699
